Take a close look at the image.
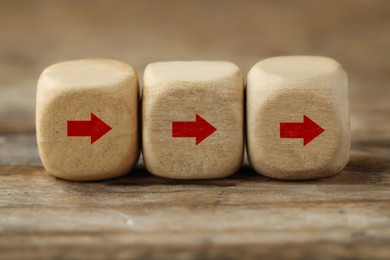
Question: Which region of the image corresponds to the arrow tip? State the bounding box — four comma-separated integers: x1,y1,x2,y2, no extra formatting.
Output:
195,114,217,145
303,115,324,146
90,113,112,144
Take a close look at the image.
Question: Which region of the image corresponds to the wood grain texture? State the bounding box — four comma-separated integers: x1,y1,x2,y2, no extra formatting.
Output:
0,0,389,259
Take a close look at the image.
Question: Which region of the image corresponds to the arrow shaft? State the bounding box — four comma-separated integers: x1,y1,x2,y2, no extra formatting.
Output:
280,122,304,138
67,121,92,137
172,121,197,137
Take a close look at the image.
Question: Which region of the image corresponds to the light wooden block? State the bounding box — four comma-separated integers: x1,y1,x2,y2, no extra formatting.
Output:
142,61,244,179
36,59,139,181
247,56,350,180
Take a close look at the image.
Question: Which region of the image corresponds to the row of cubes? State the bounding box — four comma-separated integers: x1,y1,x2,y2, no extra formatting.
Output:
36,56,350,181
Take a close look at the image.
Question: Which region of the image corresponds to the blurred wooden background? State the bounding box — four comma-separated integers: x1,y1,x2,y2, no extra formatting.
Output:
0,0,389,259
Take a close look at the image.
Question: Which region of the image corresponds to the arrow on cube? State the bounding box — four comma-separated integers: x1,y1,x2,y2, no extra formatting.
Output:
67,113,112,144
280,115,324,146
172,114,217,145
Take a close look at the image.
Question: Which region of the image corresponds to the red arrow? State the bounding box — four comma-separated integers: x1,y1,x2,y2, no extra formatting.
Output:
172,114,217,145
67,113,112,144
280,115,324,146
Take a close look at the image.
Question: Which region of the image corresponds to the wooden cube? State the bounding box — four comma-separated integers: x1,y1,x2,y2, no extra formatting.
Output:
36,59,139,181
142,61,244,179
246,56,350,180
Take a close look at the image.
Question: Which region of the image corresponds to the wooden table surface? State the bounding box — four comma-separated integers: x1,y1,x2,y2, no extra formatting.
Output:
0,0,389,259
